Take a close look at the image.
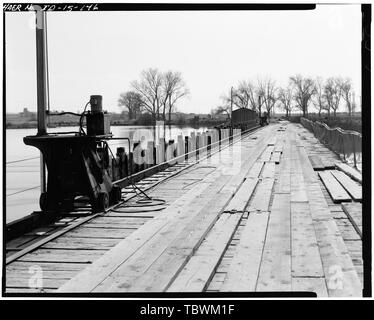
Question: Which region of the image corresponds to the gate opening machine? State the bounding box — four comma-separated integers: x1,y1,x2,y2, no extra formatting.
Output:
24,95,122,212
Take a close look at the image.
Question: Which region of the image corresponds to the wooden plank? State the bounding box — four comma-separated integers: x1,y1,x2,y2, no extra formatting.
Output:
66,227,135,239
41,236,120,250
206,273,226,291
341,203,362,238
167,212,243,292
224,178,258,212
57,179,221,292
312,218,362,296
330,170,362,201
220,211,269,291
87,216,151,225
318,171,351,203
291,174,308,202
216,257,232,273
336,163,362,184
248,178,274,212
18,248,107,263
5,287,55,293
6,261,88,272
89,133,276,293
82,222,145,229
274,144,283,153
335,219,361,240
308,155,325,171
320,157,336,169
6,276,69,289
258,146,273,162
261,162,276,178
291,202,324,277
270,152,281,164
256,193,291,291
97,183,234,292
246,162,264,178
292,277,328,297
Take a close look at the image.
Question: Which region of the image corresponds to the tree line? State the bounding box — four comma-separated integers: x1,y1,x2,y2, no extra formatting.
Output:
213,75,358,119
118,68,189,123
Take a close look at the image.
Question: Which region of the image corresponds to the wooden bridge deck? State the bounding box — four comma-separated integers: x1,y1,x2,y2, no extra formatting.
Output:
5,121,363,297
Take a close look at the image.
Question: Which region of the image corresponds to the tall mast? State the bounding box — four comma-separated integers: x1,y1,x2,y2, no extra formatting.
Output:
35,8,48,192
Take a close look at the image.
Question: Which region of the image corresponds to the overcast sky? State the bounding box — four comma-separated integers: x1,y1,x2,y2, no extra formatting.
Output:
5,4,361,114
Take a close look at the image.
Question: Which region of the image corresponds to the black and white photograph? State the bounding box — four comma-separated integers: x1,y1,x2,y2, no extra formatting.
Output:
2,1,370,301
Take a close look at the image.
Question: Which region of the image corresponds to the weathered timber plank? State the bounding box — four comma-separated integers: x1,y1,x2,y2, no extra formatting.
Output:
341,203,362,238
256,193,291,291
6,276,68,289
246,162,264,178
41,236,120,250
220,211,269,291
5,287,56,293
167,212,243,292
66,227,135,239
6,268,78,280
318,171,351,203
291,277,328,297
312,218,362,297
330,170,362,201
336,163,362,184
291,202,324,277
248,178,274,212
335,219,361,240
206,273,226,291
274,144,283,153
224,178,258,212
104,212,159,218
216,257,232,273
290,174,308,202
320,157,336,169
87,216,151,225
6,261,87,272
57,179,221,293
98,183,234,292
18,248,107,263
82,222,145,229
261,162,276,178
270,152,281,164
308,155,325,171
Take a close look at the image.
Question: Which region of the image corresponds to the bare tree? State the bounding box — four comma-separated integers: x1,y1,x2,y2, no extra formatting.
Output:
214,105,231,119
118,91,143,119
161,71,189,123
259,77,278,117
313,77,327,118
289,74,315,117
232,81,252,109
278,85,293,118
339,78,354,119
324,77,342,118
131,68,164,121
222,79,265,117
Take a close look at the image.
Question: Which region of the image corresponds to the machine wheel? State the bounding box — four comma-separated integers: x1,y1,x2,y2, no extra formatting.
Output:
110,185,122,203
97,192,109,211
39,192,49,211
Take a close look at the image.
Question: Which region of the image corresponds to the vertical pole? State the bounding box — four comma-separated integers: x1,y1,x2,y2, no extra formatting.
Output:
35,9,48,193
230,87,233,136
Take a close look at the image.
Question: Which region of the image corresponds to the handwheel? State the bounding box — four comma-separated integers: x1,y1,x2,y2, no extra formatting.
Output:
97,192,109,211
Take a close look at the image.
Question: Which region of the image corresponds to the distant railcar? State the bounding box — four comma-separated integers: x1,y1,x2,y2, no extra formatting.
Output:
231,108,257,126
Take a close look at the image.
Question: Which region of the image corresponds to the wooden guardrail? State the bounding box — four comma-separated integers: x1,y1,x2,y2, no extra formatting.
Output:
300,117,362,168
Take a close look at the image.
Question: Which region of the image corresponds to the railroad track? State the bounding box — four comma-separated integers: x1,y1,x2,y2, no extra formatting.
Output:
5,126,264,293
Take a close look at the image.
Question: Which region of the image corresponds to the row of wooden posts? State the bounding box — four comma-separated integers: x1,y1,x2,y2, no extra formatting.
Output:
109,128,241,182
